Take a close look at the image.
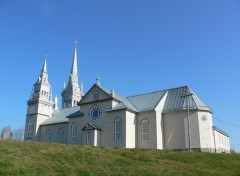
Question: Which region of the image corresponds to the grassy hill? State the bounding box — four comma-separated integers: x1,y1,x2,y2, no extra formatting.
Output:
0,140,239,176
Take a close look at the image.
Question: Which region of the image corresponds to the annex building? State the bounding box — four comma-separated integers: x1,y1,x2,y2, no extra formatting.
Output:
24,45,230,153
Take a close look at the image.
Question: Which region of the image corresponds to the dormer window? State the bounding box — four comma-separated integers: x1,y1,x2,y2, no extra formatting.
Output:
93,90,99,101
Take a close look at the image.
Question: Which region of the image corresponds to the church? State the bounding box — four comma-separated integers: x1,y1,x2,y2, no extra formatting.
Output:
24,44,230,153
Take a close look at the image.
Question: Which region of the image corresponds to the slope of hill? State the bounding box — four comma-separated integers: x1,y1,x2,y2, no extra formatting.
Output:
0,140,239,176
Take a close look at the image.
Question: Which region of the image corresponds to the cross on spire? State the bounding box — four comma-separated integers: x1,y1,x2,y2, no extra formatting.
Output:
96,77,100,86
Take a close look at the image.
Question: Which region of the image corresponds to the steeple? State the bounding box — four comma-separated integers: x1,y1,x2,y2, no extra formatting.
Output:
31,56,52,101
37,55,50,86
41,55,47,73
25,55,53,141
61,41,84,108
71,41,78,74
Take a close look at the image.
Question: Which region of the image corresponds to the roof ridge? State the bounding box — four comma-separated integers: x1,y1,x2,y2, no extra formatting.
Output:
127,86,188,98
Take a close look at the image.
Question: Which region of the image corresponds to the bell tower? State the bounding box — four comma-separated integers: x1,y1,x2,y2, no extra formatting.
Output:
24,56,53,141
61,41,83,108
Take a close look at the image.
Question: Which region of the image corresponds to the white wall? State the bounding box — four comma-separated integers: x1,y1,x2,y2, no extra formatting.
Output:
163,111,200,150
197,111,215,151
213,129,230,153
155,92,168,149
125,111,136,148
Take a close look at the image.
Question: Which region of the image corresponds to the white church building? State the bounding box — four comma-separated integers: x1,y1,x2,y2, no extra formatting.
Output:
24,45,230,153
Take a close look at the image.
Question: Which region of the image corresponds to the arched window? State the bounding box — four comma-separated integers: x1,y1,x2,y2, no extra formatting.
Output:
114,117,122,141
46,129,52,142
58,128,64,143
71,123,77,144
27,118,34,134
141,119,149,142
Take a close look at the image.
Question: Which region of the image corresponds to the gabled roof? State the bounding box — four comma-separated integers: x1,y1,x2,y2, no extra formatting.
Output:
82,123,101,131
101,86,137,112
127,90,167,112
41,106,80,125
41,85,212,126
162,86,212,113
104,85,212,113
78,84,112,105
67,110,84,118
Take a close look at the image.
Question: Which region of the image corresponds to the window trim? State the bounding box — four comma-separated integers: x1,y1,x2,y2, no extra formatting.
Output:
27,117,34,135
58,128,64,143
71,123,77,144
86,131,92,145
141,119,149,142
114,117,122,141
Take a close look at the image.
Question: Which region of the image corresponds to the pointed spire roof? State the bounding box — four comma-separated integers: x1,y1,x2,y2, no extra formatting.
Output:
71,41,78,74
41,55,47,73
35,55,50,86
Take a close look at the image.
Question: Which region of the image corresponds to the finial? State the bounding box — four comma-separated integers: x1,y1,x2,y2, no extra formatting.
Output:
74,40,78,48
96,77,100,86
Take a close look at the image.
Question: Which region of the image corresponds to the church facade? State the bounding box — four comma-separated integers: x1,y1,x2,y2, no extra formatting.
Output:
24,45,230,153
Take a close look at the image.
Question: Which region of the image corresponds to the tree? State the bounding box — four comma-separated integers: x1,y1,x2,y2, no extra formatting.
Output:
0,126,11,140
13,128,24,141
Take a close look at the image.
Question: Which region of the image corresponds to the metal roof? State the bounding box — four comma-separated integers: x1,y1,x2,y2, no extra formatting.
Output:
104,85,212,113
162,86,212,113
101,86,137,112
41,85,212,127
41,106,80,125
127,90,167,112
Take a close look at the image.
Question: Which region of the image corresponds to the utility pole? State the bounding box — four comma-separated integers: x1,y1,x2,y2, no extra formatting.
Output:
182,88,193,152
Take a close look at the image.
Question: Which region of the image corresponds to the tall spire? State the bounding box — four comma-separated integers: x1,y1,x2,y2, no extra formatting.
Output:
71,41,78,74
42,54,47,73
31,55,52,103
61,41,83,109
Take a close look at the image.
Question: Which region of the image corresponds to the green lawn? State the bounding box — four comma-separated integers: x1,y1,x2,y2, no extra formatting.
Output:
0,140,239,176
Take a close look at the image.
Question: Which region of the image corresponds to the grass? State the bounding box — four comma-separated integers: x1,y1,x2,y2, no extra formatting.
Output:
0,140,240,176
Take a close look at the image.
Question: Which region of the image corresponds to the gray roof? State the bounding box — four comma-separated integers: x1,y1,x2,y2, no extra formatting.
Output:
104,85,212,113
41,85,212,126
162,86,212,113
41,106,80,125
101,86,137,112
127,90,167,112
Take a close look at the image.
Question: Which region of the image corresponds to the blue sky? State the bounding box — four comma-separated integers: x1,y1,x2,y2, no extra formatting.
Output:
0,0,240,151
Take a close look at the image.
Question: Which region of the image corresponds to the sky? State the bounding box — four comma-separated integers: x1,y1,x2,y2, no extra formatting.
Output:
0,0,240,151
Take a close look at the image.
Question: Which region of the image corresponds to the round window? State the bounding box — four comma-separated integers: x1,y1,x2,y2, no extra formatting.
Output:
89,105,102,121
201,115,207,122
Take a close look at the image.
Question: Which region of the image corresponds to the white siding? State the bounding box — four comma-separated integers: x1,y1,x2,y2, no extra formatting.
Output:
214,129,230,153
125,111,136,148
197,111,215,151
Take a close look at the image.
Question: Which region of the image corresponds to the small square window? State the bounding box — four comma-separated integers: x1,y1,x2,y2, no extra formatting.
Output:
93,90,99,101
